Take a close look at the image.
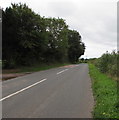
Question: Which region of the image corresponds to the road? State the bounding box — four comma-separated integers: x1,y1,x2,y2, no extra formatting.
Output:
2,63,94,118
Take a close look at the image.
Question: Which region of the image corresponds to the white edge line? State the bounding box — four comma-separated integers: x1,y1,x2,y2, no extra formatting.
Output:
0,78,47,102
57,69,68,75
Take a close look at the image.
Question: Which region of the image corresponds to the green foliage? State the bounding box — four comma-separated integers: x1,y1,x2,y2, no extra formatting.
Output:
43,18,69,62
87,58,97,64
3,3,45,67
95,51,118,78
68,30,85,63
79,58,88,63
2,3,85,68
18,62,71,73
89,64,119,119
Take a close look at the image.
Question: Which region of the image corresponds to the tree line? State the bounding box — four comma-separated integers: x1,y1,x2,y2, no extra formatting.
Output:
2,3,85,68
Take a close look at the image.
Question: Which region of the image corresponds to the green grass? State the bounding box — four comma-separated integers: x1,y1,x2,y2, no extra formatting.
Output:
3,62,71,73
89,64,118,119
19,62,71,73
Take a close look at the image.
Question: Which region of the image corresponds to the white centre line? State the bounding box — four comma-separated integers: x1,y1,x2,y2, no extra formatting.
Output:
0,78,47,102
57,69,68,75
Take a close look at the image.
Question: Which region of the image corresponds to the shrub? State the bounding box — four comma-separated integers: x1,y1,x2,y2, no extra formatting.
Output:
95,51,118,79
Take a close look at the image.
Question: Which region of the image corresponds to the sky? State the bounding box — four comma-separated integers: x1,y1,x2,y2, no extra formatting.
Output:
1,0,118,58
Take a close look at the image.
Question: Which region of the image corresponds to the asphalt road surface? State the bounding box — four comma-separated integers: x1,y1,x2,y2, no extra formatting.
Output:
2,63,94,118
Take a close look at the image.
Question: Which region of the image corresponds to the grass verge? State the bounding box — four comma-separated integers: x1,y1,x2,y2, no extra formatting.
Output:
18,62,71,73
89,64,118,119
3,62,71,74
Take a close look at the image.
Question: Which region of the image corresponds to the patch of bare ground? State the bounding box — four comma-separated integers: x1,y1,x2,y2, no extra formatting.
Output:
1,71,32,81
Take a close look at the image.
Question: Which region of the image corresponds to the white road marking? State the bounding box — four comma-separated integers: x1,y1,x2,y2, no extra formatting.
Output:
57,69,68,75
0,78,47,101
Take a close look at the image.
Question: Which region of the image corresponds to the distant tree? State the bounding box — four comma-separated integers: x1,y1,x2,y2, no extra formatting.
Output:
81,58,84,61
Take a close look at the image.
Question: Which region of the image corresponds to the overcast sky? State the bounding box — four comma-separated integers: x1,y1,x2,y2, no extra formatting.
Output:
1,0,118,58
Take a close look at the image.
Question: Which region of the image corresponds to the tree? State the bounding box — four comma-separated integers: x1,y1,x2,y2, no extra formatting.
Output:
44,17,68,62
2,3,85,68
2,3,47,67
68,30,85,63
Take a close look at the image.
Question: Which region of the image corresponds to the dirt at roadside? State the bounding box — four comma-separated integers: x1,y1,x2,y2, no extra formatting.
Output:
1,72,32,81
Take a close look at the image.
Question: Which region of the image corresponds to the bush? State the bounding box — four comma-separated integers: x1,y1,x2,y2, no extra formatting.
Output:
95,51,118,78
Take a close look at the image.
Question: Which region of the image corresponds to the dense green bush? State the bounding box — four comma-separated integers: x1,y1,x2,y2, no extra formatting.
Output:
95,51,118,78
